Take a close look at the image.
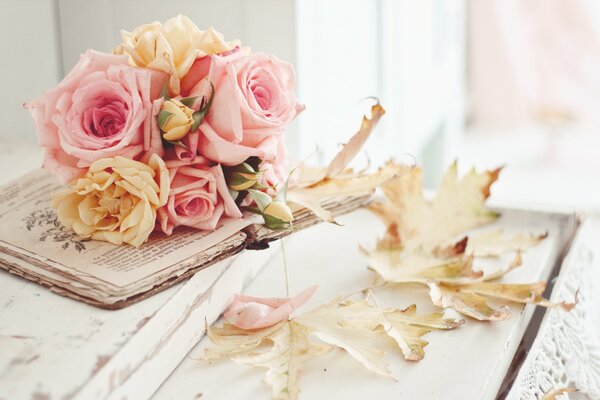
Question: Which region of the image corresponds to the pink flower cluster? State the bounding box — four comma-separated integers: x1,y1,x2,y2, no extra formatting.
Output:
27,26,303,238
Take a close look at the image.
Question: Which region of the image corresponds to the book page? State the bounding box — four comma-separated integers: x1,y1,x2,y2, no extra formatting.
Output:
0,170,251,291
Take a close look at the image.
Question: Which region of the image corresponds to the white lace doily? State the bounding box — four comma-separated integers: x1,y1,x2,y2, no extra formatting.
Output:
507,217,600,400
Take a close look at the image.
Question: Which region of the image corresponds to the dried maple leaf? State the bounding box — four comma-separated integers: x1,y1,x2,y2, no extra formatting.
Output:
369,162,501,250
337,302,464,361
364,231,573,321
361,162,575,321
204,321,329,400
205,297,462,399
428,278,576,321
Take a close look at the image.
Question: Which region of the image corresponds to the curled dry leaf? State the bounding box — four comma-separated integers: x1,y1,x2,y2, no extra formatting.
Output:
325,103,385,179
286,103,408,224
205,297,463,400
366,232,571,320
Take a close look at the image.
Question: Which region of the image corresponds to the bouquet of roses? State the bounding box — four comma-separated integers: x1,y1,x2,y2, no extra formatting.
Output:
26,15,302,247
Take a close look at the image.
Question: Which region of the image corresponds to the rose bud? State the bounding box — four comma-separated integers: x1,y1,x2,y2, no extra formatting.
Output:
226,162,261,191
247,189,293,229
158,99,194,141
263,201,294,228
229,171,258,191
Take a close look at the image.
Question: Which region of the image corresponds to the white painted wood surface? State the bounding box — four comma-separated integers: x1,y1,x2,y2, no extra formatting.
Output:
0,145,578,400
0,242,276,400
153,207,574,400
0,142,280,400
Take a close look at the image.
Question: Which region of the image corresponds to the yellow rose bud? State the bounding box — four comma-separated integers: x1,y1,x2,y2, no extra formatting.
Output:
51,154,170,247
263,201,294,224
159,99,194,141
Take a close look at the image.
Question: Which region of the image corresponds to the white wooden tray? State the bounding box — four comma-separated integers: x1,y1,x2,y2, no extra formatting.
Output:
153,207,576,400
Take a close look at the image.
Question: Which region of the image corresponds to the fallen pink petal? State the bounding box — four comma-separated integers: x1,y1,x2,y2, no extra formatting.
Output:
224,285,319,330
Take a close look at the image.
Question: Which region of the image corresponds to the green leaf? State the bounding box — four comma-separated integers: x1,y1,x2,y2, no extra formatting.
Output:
248,189,273,213
180,96,199,108
160,83,169,101
157,110,173,130
277,167,296,202
263,213,292,230
191,112,203,133
228,188,239,201
190,82,215,132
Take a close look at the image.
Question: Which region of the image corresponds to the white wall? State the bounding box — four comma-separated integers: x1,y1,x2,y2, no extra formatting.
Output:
1,0,62,143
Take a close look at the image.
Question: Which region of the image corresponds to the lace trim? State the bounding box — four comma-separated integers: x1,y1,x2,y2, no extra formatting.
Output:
508,220,600,399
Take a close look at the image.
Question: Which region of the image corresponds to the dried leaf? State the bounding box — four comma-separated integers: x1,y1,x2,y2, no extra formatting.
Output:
338,303,463,361
205,297,462,399
427,282,511,321
325,103,385,179
361,246,482,285
205,321,330,400
294,299,392,377
465,229,548,257
542,387,578,400
288,161,408,224
369,162,502,250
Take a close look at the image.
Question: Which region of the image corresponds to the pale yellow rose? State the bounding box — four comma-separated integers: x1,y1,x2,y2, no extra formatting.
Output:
51,154,170,247
114,15,239,95
159,99,194,141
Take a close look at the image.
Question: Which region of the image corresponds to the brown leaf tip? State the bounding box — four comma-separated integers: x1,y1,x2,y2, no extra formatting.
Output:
482,166,503,199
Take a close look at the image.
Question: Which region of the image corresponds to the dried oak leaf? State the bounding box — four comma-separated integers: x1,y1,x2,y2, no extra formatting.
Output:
204,298,462,400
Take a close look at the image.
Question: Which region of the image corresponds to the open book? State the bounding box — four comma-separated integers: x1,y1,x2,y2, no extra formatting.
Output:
0,170,370,309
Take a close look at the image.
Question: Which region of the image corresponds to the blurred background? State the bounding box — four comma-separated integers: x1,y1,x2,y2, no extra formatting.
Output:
2,0,600,210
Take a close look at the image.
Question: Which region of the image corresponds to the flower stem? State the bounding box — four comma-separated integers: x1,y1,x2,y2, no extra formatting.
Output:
280,238,290,297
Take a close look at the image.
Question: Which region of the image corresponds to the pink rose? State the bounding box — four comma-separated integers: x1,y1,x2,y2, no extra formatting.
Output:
180,49,304,177
156,160,242,235
26,50,167,183
224,285,318,330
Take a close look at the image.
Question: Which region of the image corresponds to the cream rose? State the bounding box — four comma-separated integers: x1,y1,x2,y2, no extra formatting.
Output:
51,154,169,247
114,15,238,95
